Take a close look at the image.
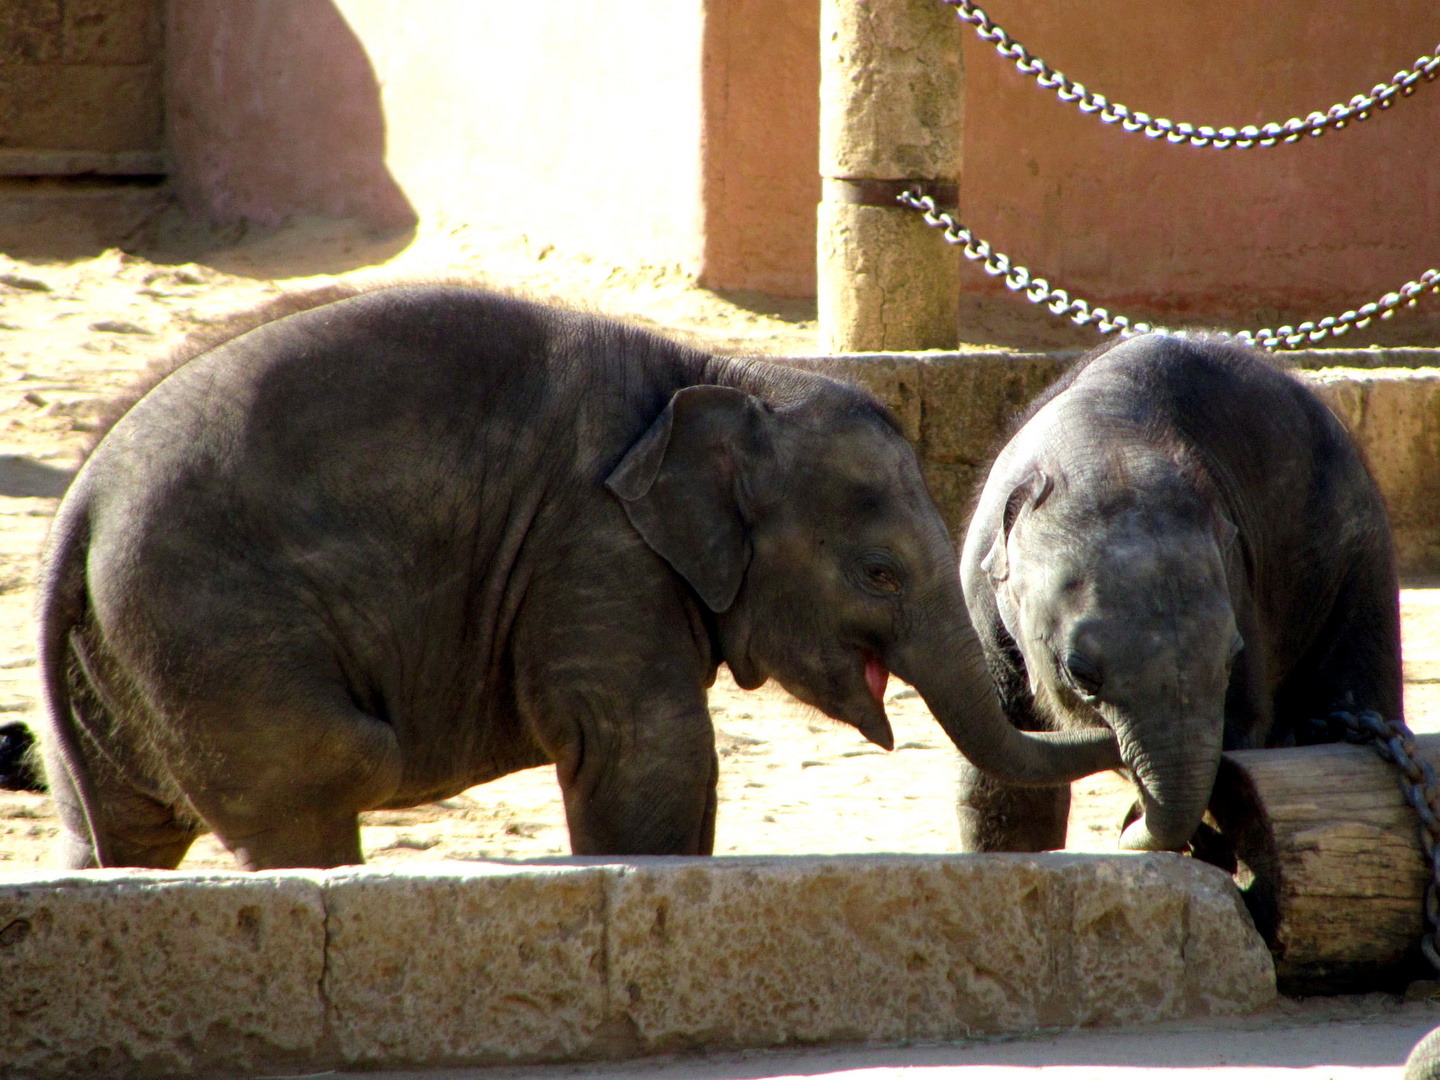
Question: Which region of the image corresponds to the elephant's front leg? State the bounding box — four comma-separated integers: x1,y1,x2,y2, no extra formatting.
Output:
513,540,721,855
555,699,718,856
523,656,719,855
955,759,1070,852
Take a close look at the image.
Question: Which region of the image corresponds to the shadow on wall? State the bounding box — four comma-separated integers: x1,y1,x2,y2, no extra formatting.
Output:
160,0,417,269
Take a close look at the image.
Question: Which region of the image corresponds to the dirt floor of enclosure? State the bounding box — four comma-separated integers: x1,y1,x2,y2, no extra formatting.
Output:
2,214,1439,875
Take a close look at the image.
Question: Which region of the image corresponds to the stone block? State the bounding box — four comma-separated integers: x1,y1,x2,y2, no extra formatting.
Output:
919,459,980,543
0,855,1274,1076
61,0,162,65
920,352,1067,466
0,1,62,64
603,853,1274,1053
0,870,325,1077
1064,856,1275,1023
0,64,163,152
1305,368,1440,575
320,863,609,1068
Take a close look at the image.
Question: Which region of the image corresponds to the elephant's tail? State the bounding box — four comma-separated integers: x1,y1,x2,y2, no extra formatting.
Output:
36,490,109,866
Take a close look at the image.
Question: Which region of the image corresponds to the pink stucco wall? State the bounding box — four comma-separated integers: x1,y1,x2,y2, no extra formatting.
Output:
166,1,708,269
700,0,820,297
956,0,1440,319
165,1,415,229
164,1,1437,314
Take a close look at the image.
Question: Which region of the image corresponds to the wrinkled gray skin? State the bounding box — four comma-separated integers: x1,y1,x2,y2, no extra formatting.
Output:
37,286,1120,870
960,332,1401,853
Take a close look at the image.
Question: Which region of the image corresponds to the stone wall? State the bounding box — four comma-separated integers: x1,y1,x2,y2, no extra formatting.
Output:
0,855,1272,1077
785,349,1440,576
0,0,164,169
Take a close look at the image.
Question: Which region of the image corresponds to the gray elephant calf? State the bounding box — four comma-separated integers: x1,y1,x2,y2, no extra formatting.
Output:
37,285,1118,870
960,331,1400,853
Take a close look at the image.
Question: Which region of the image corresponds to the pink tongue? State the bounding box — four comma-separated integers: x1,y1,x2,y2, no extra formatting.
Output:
864,654,890,704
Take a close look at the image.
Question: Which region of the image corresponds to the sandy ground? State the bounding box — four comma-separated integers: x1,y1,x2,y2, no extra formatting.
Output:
0,216,1438,882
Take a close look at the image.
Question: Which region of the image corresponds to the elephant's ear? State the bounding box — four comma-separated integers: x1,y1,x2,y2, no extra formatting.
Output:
1213,509,1239,553
605,385,770,613
981,470,1052,582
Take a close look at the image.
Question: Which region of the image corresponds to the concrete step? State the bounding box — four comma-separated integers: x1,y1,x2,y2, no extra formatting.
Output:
0,853,1272,1077
0,177,171,260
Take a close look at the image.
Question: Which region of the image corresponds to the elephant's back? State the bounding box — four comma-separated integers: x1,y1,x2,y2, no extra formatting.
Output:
81,286,708,532
70,287,707,652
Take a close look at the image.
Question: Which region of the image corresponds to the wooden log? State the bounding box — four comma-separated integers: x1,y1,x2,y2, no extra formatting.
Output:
1206,733,1440,994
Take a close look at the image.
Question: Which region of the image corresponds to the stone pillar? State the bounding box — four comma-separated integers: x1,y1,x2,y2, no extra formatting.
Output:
818,0,963,353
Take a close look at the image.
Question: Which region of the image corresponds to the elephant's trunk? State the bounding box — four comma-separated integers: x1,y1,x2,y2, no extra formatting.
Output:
1115,706,1224,852
890,588,1122,787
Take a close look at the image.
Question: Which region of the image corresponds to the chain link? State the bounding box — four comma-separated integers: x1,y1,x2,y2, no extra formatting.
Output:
1312,710,1440,974
897,189,1440,350
940,1,1440,149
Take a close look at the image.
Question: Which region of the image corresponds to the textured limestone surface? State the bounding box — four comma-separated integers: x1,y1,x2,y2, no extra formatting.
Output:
0,854,1274,1078
816,201,962,353
816,0,961,353
781,352,1440,577
320,863,609,1067
818,0,961,178
1306,368,1440,575
605,853,1273,1053
0,869,326,1077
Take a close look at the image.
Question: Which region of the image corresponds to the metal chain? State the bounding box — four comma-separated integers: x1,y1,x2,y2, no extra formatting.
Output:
941,0,1440,149
897,189,1440,350
1314,710,1440,974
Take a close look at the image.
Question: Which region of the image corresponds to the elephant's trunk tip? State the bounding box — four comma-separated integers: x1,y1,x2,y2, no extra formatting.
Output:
1117,807,1201,852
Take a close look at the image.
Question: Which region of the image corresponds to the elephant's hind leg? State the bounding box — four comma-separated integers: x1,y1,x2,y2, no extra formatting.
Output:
40,737,202,870
1276,550,1403,741
176,692,403,871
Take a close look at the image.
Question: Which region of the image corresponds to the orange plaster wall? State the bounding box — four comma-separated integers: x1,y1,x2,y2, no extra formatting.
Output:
700,0,821,297
167,1,708,270
164,1,1434,311
165,1,416,229
955,1,1440,320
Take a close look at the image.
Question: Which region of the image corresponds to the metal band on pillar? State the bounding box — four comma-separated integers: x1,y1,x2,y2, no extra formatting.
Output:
828,179,959,211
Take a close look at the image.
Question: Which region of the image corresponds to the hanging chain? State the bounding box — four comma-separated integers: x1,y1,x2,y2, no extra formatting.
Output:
940,0,1440,149
1313,710,1440,974
897,189,1440,350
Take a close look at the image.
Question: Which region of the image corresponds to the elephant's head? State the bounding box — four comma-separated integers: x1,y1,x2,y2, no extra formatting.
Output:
981,461,1241,851
606,379,1121,784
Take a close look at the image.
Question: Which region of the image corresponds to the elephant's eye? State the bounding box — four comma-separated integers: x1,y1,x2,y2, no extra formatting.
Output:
854,554,904,596
1063,651,1104,698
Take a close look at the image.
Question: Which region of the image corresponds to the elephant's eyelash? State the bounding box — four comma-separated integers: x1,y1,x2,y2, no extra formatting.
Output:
867,566,901,592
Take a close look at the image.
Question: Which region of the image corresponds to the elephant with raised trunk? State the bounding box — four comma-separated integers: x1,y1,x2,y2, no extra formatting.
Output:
960,331,1401,854
36,284,1119,870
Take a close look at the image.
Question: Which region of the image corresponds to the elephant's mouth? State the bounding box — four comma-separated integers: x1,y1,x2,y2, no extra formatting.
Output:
840,649,892,751
863,651,890,705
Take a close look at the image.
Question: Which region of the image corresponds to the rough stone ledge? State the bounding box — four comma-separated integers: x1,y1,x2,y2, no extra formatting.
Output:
779,350,1440,576
0,853,1274,1078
